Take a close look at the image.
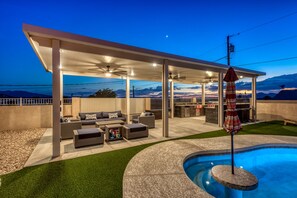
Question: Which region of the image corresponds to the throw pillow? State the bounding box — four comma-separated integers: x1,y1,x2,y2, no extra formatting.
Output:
140,112,146,117
108,113,118,119
85,114,97,120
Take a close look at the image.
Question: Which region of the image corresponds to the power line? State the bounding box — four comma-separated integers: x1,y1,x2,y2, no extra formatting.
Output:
237,10,297,35
237,56,297,66
237,34,297,52
213,56,227,62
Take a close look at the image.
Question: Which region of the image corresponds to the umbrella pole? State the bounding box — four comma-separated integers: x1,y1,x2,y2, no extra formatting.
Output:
231,131,235,174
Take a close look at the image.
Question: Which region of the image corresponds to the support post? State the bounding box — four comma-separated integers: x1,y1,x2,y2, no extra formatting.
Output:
60,72,64,117
162,59,169,137
231,132,235,174
170,81,174,119
126,76,130,124
218,72,224,127
52,39,61,158
201,83,206,105
252,77,257,121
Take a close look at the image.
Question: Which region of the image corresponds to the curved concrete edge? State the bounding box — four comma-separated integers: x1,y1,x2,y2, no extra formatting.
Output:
123,135,297,198
211,165,258,190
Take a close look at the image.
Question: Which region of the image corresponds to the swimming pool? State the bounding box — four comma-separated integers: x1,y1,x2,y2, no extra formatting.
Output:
184,145,297,198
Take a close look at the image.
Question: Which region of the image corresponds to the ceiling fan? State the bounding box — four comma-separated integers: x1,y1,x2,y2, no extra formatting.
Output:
168,72,186,82
202,77,218,84
88,64,127,77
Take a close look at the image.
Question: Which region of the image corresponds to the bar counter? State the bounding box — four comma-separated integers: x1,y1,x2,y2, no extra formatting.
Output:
205,103,250,124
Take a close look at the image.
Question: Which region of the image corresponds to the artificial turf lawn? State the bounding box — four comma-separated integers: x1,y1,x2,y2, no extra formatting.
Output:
0,121,296,198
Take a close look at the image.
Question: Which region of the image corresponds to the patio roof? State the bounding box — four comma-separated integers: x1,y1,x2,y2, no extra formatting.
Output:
23,24,265,84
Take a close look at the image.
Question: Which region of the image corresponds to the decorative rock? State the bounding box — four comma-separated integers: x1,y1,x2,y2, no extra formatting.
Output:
0,128,46,175
211,165,258,190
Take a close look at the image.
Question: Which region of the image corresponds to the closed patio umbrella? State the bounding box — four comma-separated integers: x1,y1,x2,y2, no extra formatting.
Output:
223,67,242,174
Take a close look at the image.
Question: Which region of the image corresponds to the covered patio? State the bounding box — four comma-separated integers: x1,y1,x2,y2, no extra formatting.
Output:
25,117,221,166
23,24,265,158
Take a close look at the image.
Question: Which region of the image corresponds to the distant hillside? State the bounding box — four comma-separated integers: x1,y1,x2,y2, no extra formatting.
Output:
257,92,276,99
0,91,51,98
0,93,10,98
236,73,297,91
273,89,297,100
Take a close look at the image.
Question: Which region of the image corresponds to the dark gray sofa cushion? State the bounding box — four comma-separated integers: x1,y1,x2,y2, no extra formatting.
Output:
81,120,97,125
125,124,147,133
81,117,126,125
77,128,101,139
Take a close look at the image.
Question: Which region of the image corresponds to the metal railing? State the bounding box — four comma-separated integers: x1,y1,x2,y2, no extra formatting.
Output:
0,98,72,106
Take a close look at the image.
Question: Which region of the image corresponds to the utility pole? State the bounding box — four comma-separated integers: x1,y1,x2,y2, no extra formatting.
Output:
227,35,230,66
226,35,235,66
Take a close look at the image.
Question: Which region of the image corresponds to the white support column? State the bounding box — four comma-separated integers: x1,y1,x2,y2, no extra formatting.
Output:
218,72,224,127
170,81,174,119
60,72,64,117
126,76,130,124
201,83,206,105
252,77,257,121
52,39,61,158
162,59,169,137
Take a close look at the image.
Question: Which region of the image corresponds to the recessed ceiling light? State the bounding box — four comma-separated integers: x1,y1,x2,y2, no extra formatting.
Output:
239,76,243,79
152,63,157,67
104,56,112,63
206,71,213,77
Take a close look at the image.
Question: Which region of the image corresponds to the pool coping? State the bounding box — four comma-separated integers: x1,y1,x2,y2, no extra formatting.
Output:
123,135,297,198
184,143,297,163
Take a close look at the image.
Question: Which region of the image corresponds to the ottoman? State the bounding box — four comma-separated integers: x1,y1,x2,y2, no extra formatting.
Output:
73,128,104,148
123,123,148,140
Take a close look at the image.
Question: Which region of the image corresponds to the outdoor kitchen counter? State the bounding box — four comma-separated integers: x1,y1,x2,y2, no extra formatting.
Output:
205,103,250,124
123,135,297,198
174,104,197,118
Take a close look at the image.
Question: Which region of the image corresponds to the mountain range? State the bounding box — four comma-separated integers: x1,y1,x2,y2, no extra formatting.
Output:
0,91,51,98
0,73,296,99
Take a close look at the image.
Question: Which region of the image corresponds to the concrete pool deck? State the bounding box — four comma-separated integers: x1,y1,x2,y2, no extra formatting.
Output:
123,135,297,198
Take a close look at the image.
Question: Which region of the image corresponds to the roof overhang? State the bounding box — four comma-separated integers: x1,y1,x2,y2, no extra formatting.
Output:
23,23,265,84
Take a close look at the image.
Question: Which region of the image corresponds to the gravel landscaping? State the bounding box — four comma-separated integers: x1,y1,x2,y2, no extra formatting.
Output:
0,128,46,175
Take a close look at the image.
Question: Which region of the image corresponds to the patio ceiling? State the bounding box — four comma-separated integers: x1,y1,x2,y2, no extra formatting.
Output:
23,24,265,84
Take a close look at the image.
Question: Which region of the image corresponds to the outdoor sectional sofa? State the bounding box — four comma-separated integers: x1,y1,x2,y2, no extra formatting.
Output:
78,110,126,125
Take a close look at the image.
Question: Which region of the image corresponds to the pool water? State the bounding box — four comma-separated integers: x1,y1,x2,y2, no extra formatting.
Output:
184,147,297,198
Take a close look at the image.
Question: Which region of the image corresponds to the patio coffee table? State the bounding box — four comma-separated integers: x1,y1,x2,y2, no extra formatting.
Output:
105,124,123,142
95,120,124,129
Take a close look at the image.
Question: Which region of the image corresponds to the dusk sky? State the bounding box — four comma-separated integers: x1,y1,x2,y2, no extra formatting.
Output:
0,0,297,96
